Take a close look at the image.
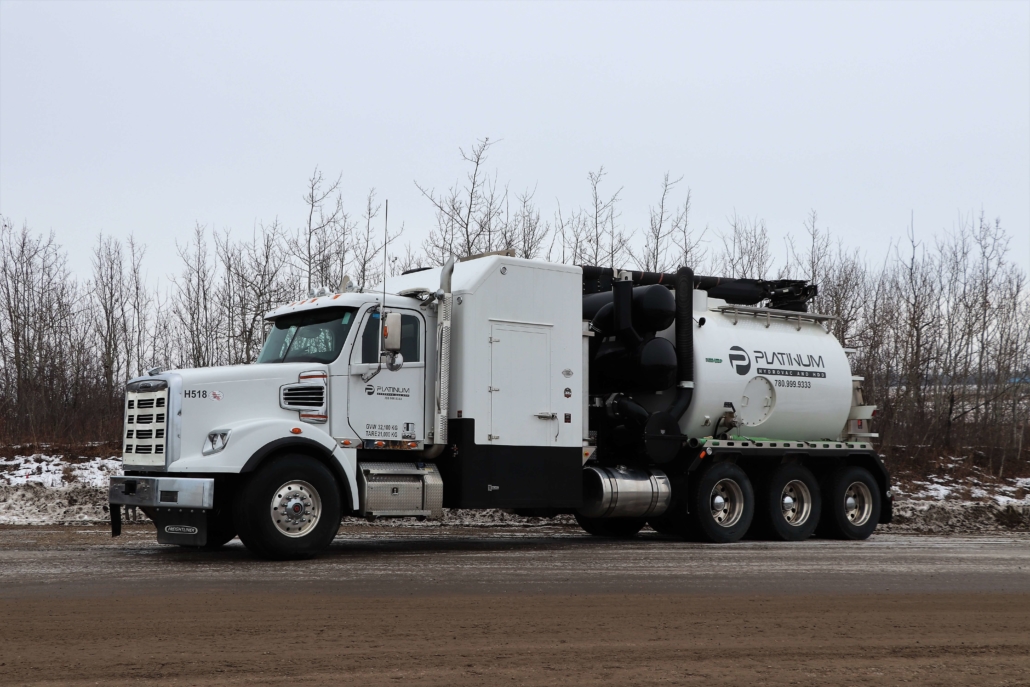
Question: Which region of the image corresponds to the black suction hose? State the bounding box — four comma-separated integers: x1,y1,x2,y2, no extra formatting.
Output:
668,266,694,420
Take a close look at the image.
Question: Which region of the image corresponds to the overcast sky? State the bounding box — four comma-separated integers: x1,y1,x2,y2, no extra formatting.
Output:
1,0,1028,281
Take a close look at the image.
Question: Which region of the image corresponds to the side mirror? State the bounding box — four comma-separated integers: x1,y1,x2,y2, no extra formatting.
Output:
385,352,404,372
383,312,402,352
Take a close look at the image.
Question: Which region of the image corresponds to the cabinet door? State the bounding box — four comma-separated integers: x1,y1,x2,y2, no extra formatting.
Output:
347,309,426,444
489,323,552,446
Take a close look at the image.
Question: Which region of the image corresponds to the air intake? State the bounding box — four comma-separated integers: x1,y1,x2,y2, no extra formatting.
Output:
280,371,328,424
281,385,326,408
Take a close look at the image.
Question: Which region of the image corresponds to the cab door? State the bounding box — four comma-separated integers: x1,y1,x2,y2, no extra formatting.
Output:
347,308,426,445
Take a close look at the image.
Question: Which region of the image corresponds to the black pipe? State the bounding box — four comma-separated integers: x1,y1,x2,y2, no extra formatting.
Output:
608,394,650,427
579,265,815,310
610,278,641,348
668,266,694,420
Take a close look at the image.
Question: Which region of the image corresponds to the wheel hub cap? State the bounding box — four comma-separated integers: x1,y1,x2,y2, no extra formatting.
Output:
779,479,813,526
710,479,744,528
270,480,322,538
844,481,873,526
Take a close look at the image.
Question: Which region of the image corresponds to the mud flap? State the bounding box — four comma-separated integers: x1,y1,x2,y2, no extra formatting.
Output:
880,491,894,525
110,505,122,537
151,507,209,547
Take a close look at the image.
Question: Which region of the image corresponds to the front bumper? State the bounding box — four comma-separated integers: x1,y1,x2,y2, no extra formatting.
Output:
109,476,215,545
110,476,215,509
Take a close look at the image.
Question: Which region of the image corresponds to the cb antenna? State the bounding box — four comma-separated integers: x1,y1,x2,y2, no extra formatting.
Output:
383,199,388,305
381,199,389,346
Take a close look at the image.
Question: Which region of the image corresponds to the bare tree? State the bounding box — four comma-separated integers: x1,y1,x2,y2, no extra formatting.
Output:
89,234,128,397
716,212,772,279
631,173,681,272
351,189,402,292
390,242,424,276
418,138,507,262
671,188,708,272
507,188,549,259
290,167,350,293
171,224,218,369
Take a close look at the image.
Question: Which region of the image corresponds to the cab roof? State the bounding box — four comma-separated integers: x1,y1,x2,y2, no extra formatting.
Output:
264,291,421,321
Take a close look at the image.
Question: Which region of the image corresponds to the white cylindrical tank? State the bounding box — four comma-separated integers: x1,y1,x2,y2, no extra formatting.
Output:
643,292,853,441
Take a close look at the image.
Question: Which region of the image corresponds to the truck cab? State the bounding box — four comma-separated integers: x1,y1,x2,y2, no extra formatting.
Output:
110,256,586,558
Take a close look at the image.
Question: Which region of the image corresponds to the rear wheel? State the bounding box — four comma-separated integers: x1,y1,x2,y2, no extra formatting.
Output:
684,461,754,543
753,463,821,541
234,455,341,559
575,513,647,538
818,466,880,540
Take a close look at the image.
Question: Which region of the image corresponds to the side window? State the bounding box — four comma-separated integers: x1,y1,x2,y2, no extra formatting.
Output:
359,311,421,363
360,312,381,363
400,314,421,362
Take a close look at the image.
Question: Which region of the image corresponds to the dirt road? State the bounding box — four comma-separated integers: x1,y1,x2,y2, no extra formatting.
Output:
1,524,1029,685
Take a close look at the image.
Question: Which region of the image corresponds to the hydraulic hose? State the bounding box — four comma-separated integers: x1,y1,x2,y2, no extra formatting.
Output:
668,266,695,420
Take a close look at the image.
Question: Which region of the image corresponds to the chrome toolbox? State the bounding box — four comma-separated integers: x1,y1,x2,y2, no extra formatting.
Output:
358,462,443,519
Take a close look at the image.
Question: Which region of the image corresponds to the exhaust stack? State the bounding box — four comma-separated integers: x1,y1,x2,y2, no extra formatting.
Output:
433,257,456,445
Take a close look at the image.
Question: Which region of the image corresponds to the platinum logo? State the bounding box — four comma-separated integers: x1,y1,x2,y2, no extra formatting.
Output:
729,346,751,375
164,525,198,535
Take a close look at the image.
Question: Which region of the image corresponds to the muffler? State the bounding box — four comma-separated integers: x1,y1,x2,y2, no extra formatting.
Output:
578,466,671,519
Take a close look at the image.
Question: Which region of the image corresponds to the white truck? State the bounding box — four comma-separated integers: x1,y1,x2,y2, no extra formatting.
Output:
109,253,891,558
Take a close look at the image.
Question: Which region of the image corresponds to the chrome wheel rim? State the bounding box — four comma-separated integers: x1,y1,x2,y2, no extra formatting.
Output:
270,480,322,538
843,481,873,527
780,479,812,526
710,478,744,527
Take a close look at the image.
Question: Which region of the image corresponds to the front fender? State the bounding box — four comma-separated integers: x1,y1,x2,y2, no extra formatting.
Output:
169,419,358,513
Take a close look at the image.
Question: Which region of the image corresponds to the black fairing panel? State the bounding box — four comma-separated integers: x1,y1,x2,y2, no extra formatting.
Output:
439,418,582,509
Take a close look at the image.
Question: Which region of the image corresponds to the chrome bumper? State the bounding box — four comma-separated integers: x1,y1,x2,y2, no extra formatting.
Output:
109,476,214,509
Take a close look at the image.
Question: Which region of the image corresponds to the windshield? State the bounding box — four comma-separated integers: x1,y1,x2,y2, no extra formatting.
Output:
257,307,357,364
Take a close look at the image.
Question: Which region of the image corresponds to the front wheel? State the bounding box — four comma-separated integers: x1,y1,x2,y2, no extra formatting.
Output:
234,455,341,559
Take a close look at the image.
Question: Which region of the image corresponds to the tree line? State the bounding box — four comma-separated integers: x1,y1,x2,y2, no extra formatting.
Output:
1,138,1027,476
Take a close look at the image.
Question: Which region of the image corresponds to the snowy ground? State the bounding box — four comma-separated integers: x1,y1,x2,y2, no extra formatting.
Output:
1,453,1028,531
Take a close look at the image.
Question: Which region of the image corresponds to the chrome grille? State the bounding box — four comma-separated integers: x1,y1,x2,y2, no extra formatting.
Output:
123,383,169,467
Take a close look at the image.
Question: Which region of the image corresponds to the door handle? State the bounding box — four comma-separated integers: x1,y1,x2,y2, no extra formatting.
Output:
535,412,556,419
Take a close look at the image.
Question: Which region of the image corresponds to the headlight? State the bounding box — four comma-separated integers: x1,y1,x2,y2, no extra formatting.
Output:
203,430,231,455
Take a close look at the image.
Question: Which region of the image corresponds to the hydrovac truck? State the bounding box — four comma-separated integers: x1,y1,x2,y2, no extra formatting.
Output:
109,253,890,558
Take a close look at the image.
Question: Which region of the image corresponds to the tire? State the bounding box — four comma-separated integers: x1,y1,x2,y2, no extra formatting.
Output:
752,463,821,541
684,461,754,543
233,454,341,559
817,466,881,540
575,513,647,538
